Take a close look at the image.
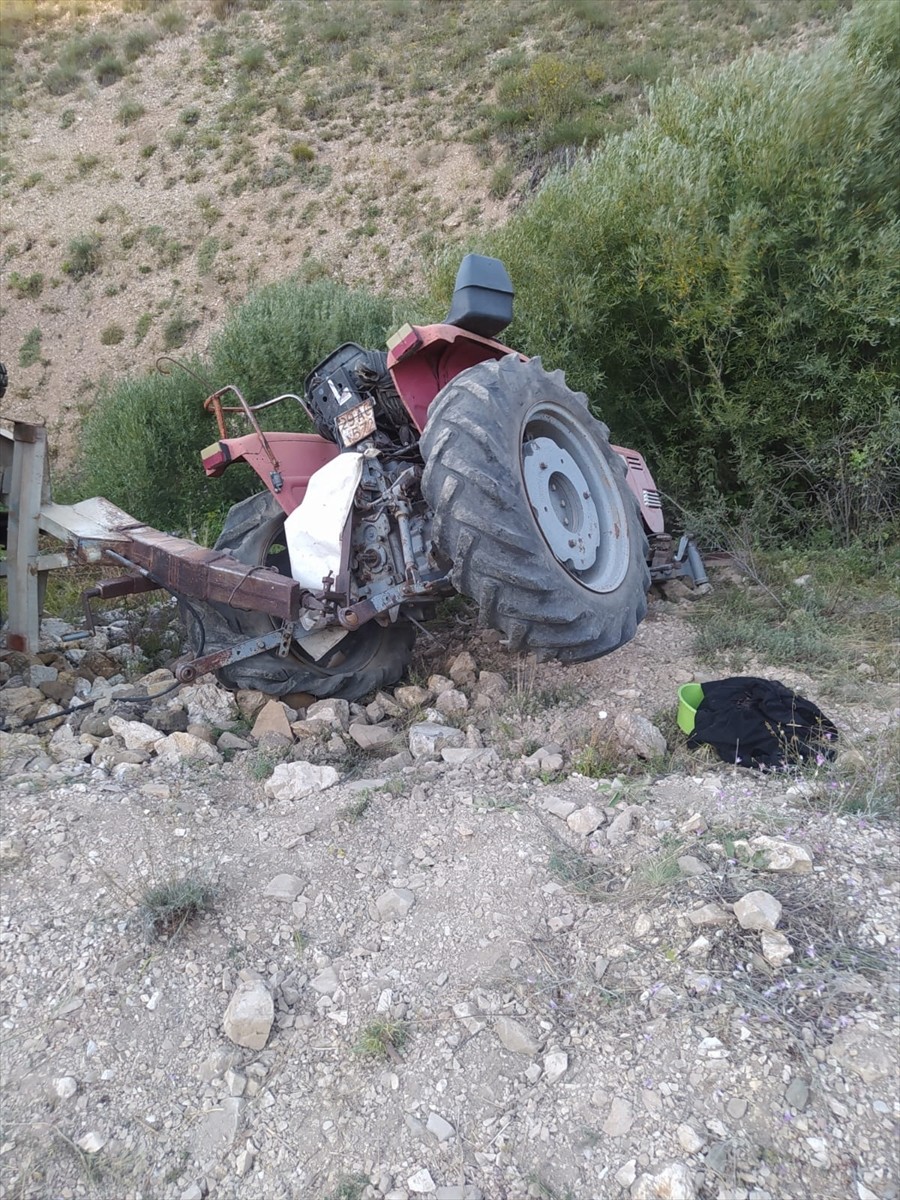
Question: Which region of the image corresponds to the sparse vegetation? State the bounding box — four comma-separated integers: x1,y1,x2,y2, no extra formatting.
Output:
134,312,153,344
354,1019,409,1061
94,53,125,87
138,872,217,939
8,271,44,299
326,1176,369,1200
162,308,198,350
100,323,125,346
246,749,287,780
62,233,101,280
197,236,220,275
18,326,43,368
117,97,145,125
155,6,188,35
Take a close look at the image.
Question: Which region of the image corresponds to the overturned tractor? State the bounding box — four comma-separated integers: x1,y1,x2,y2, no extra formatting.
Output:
1,256,705,699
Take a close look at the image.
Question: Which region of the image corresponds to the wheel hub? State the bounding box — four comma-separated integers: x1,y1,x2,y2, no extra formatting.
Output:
522,437,600,572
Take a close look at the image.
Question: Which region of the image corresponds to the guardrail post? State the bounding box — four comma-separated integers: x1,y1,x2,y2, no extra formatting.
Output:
3,422,49,653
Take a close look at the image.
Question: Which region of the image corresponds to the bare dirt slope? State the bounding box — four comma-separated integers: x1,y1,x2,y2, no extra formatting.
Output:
1,595,897,1200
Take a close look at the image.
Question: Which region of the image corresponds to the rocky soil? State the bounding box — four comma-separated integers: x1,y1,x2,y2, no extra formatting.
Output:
1,592,898,1200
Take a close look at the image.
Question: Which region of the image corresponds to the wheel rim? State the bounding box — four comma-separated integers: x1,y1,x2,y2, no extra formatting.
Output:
521,402,630,593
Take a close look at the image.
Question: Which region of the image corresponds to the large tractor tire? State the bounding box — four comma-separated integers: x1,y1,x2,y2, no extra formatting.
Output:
420,355,649,662
187,491,415,700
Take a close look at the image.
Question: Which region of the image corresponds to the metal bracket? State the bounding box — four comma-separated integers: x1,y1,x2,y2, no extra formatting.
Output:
174,623,294,684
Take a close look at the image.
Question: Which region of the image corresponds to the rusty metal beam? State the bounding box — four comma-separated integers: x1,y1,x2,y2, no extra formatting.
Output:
111,526,300,621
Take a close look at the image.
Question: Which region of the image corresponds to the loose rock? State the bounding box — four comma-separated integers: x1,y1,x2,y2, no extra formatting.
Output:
263,873,305,902
567,805,604,835
251,700,295,741
748,834,813,874
408,722,465,760
603,1096,633,1136
223,978,274,1050
760,929,794,967
734,890,782,932
264,761,340,800
631,1162,696,1200
614,711,667,759
495,1016,541,1056
375,887,415,921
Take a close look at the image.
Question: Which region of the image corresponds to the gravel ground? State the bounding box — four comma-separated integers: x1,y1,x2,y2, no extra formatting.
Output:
1,598,898,1200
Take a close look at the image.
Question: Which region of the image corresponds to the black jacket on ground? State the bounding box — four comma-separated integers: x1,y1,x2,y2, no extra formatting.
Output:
687,676,838,769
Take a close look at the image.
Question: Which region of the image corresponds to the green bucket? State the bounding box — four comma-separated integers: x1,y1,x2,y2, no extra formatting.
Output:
677,683,704,735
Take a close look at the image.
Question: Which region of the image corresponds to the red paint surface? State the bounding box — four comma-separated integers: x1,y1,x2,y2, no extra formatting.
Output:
387,323,524,432
218,432,339,516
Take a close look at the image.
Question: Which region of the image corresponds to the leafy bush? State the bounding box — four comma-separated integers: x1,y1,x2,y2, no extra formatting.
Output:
464,0,899,543
72,278,419,531
207,276,416,407
73,361,246,533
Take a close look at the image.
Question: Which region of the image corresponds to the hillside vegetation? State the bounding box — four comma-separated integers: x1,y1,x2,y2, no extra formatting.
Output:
4,0,897,556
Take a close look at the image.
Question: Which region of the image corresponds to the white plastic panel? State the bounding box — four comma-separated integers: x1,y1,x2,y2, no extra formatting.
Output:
284,452,363,590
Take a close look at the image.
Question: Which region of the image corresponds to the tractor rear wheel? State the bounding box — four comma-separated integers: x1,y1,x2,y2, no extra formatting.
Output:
187,491,415,700
420,355,649,662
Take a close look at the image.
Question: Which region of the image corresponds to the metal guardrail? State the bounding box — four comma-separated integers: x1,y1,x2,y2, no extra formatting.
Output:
1,420,300,656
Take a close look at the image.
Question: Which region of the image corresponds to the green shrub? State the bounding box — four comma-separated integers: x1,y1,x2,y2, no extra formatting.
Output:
208,276,417,406
117,97,145,125
73,361,246,532
488,163,514,199
62,233,101,279
61,31,115,70
73,151,100,176
469,0,899,543
19,327,43,368
94,54,126,87
197,236,219,275
162,308,198,350
139,872,217,939
124,26,159,61
156,6,187,35
45,63,81,96
239,42,266,72
8,271,44,299
134,312,153,343
100,323,125,346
